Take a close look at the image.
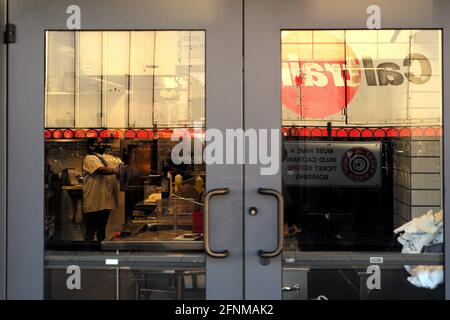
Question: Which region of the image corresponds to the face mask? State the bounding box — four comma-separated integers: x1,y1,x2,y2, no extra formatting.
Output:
94,145,106,154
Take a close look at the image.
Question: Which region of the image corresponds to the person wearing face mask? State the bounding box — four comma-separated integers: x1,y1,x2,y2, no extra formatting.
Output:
82,138,122,242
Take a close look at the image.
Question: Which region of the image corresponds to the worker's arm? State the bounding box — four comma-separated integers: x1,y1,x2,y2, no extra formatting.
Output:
84,155,119,176
94,166,117,175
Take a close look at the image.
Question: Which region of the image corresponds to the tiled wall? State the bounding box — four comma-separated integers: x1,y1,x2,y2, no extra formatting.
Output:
393,137,442,228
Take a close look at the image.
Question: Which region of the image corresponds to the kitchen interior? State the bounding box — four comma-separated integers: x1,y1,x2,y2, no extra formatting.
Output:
44,30,207,252
44,30,209,299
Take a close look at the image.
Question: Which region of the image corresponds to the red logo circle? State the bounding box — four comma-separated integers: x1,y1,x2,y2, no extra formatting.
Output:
282,31,361,119
341,147,377,182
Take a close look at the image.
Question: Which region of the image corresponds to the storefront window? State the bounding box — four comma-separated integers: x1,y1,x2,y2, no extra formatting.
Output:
44,31,206,299
281,30,443,299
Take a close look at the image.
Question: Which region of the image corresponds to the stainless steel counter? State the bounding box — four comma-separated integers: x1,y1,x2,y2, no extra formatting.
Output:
101,240,203,252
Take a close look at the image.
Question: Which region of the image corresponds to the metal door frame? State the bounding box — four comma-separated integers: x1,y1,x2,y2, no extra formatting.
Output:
243,0,450,300
0,0,7,301
7,0,244,299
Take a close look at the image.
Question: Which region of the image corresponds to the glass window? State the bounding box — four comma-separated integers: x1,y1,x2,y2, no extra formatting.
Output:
281,30,443,300
44,30,206,300
45,32,75,127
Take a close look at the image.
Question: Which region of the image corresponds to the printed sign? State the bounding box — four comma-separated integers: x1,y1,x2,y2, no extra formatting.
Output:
283,141,382,187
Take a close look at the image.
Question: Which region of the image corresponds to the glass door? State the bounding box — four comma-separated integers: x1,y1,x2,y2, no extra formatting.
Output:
244,0,449,300
7,0,243,299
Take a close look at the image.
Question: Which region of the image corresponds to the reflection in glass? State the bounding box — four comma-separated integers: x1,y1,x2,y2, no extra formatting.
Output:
281,30,443,300
45,31,205,128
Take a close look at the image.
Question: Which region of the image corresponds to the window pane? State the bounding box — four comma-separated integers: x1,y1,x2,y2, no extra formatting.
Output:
46,32,75,127
281,29,443,300
76,31,102,127
44,30,206,300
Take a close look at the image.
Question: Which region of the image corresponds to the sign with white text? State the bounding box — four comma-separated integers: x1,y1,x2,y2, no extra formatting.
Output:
283,141,382,187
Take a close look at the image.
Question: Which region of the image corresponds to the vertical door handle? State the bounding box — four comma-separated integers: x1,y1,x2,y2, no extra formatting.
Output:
257,188,284,258
204,188,230,258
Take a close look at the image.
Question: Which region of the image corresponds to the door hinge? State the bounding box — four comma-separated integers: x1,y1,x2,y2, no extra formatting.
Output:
4,24,16,44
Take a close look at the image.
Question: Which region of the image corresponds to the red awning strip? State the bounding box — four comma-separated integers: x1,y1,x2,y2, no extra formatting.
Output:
44,128,206,140
281,127,441,138
44,127,442,140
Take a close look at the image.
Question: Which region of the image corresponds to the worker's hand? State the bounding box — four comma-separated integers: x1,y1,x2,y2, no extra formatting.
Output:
283,223,290,236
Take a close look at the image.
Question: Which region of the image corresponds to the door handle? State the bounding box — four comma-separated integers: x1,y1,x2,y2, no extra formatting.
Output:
257,188,284,259
204,188,230,258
